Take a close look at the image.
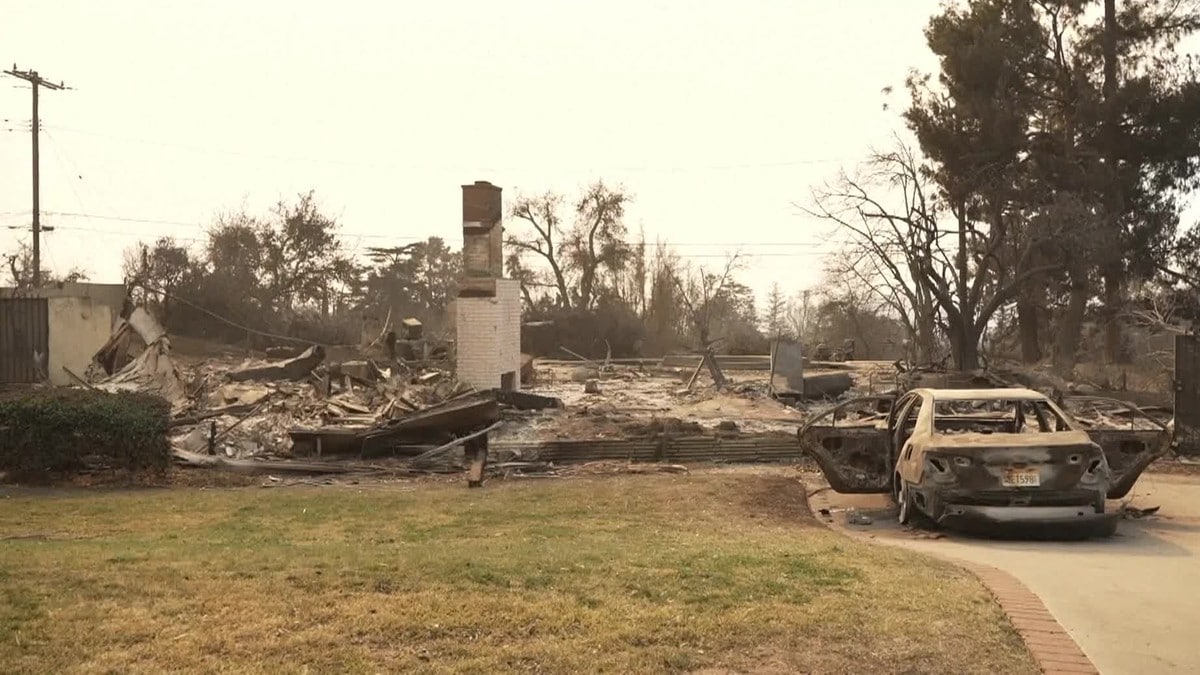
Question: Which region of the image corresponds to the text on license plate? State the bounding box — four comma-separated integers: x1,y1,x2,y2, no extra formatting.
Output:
1003,469,1040,487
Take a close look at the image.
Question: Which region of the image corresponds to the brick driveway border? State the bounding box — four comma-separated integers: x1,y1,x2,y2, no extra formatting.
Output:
804,482,1100,675
958,560,1098,675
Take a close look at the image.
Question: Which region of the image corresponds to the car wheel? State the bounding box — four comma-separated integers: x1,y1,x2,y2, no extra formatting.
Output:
897,480,913,525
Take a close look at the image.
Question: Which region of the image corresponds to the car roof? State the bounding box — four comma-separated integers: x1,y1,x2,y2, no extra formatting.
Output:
910,387,1048,402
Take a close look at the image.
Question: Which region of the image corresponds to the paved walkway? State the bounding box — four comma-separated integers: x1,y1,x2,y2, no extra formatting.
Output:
808,471,1200,675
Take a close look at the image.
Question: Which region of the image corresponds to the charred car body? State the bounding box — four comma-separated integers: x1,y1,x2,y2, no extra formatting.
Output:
800,388,1171,536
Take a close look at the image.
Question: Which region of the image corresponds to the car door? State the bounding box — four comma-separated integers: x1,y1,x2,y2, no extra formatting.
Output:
798,395,895,493
889,393,924,483
1060,396,1173,499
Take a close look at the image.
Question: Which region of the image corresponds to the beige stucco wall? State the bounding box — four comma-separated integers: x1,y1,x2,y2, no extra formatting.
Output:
47,297,113,386
2,283,126,329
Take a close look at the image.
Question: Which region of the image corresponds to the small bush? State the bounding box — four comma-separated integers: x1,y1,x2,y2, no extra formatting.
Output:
0,389,171,479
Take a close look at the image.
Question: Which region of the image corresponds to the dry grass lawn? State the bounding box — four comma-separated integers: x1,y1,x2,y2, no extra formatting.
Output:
0,470,1036,674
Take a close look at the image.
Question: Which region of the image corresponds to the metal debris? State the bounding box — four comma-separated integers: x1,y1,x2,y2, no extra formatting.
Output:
848,512,874,526
1122,505,1161,519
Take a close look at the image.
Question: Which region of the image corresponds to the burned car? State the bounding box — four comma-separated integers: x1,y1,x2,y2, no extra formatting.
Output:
799,388,1171,535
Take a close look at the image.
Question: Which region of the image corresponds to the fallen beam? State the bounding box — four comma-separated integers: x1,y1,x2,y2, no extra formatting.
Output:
560,347,601,365
229,345,326,382
172,447,360,474
492,389,562,410
661,354,773,371
361,396,500,443
407,421,504,465
168,403,256,429
533,358,661,367
62,366,99,391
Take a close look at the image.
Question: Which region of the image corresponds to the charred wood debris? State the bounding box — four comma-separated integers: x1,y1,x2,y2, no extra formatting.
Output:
78,307,570,486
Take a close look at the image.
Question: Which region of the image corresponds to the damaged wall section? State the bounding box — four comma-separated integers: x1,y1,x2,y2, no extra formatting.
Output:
0,295,114,386
0,284,125,386
47,297,114,386
2,283,125,329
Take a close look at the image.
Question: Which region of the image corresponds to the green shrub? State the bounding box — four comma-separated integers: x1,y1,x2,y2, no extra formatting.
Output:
0,389,171,479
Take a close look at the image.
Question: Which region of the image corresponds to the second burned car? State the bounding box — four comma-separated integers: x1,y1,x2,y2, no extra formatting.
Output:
799,387,1171,536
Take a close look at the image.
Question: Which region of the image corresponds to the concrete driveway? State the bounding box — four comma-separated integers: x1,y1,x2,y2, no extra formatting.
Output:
807,470,1200,675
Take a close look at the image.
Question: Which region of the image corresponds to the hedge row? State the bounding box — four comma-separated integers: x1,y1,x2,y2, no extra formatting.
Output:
0,389,171,478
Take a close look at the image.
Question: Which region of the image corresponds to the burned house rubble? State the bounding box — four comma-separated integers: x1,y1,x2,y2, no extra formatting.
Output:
75,306,809,480
38,179,1183,490
60,300,1182,494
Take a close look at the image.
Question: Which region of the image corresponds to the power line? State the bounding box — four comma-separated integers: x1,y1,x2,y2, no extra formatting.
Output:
39,224,828,258
44,224,199,241
4,64,71,286
41,130,89,216
44,124,855,173
40,210,829,249
43,211,224,229
41,211,432,244
41,128,125,220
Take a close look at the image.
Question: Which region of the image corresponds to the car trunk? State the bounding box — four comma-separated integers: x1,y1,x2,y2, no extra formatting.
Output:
922,431,1105,504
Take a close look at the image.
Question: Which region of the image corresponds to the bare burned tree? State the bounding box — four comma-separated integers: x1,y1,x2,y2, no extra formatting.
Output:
504,250,538,309
810,144,1061,371
787,290,818,346
673,252,743,349
809,147,942,364
122,237,192,320
5,241,88,291
763,282,791,340
507,191,572,308
617,226,649,315
644,240,687,353
505,181,633,310
810,270,910,360
821,248,935,362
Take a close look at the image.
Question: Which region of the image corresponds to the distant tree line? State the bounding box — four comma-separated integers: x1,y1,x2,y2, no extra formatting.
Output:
125,191,460,346
54,176,899,359
501,180,906,359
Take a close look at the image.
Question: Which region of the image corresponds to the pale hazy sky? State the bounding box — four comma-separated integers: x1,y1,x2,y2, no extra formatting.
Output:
1,1,971,302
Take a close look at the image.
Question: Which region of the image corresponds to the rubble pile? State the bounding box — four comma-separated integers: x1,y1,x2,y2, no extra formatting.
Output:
81,308,551,470
170,351,473,459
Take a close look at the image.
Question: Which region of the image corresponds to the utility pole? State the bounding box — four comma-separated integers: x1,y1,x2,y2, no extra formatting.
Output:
4,65,69,288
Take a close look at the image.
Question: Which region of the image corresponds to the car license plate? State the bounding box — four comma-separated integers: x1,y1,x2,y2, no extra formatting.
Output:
1003,469,1040,487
